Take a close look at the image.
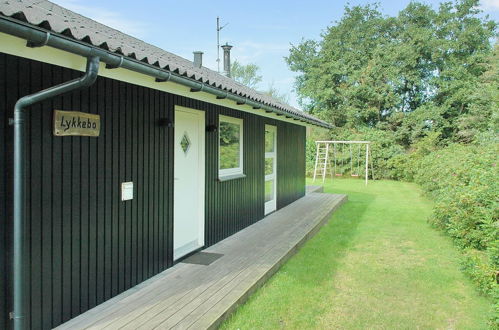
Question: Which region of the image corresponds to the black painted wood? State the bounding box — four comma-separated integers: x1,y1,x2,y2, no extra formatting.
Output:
0,54,306,329
0,52,13,330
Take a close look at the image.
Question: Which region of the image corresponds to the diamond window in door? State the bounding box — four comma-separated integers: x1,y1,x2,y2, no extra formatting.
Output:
180,132,191,155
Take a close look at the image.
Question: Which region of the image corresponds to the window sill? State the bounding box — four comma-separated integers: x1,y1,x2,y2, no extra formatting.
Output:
218,173,246,182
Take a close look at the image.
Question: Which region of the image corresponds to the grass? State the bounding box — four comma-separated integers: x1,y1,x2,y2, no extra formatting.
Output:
221,179,492,329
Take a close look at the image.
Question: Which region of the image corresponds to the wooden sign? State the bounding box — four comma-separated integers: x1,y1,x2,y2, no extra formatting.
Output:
53,110,100,137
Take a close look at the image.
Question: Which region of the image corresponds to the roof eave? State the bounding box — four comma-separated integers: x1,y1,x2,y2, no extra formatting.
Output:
0,15,332,129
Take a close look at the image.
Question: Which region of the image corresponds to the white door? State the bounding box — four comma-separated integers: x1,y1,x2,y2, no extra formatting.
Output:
174,106,205,260
264,125,277,215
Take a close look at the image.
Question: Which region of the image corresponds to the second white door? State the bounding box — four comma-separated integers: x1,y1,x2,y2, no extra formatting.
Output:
264,125,277,215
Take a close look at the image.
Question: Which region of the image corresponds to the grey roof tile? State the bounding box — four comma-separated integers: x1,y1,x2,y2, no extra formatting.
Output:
0,0,330,127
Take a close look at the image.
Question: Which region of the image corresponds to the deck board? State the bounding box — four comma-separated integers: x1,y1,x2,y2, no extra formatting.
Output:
56,192,347,330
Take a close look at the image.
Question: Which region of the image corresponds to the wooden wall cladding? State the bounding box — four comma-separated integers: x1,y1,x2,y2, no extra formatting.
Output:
0,53,305,329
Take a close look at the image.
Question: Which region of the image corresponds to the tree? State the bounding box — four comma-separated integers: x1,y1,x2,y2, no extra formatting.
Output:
263,81,290,104
230,60,262,89
286,0,496,143
456,43,499,143
231,61,291,105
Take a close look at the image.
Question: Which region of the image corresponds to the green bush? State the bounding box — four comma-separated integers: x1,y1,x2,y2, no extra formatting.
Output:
356,128,405,179
461,249,499,328
306,139,317,177
415,144,498,250
461,249,497,296
387,132,441,181
413,142,498,323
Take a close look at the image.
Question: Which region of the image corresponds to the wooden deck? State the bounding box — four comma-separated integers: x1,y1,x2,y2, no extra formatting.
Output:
56,192,347,330
306,185,324,194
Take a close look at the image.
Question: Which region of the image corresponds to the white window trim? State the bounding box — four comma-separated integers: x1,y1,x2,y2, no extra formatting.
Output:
219,115,244,178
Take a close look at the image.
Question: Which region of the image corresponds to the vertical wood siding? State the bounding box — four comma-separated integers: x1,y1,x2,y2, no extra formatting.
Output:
276,122,306,208
0,52,13,330
0,54,305,329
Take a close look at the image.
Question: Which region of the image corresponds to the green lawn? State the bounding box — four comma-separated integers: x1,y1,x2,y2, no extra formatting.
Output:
221,179,492,329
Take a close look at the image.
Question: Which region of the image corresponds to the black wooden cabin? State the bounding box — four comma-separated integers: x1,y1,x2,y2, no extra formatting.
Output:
0,1,331,329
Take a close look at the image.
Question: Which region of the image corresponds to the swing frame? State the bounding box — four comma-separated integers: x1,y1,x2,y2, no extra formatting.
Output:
349,143,361,177
313,140,374,185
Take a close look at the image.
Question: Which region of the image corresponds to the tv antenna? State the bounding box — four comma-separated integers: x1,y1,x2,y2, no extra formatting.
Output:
217,16,229,73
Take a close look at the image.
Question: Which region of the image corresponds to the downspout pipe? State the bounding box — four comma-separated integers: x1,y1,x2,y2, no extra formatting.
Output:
0,17,331,129
11,56,100,330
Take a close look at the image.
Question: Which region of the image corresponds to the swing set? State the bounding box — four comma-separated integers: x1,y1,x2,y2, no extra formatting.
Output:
313,141,374,185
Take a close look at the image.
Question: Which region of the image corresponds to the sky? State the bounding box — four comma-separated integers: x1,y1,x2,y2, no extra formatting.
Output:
51,0,499,108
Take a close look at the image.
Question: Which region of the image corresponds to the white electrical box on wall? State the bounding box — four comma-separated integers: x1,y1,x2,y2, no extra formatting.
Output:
121,182,133,201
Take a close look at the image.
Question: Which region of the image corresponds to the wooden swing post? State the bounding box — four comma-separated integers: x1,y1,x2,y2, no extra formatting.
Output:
365,143,369,186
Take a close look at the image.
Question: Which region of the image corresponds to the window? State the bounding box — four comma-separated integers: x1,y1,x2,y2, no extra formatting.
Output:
219,115,244,177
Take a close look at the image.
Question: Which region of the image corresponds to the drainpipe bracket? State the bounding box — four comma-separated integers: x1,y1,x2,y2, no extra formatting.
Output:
216,91,228,99
105,56,124,69
9,312,22,320
155,72,171,83
26,32,50,48
8,118,23,126
190,84,204,92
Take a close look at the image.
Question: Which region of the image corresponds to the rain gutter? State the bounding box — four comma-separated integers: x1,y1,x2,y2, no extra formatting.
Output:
0,16,332,128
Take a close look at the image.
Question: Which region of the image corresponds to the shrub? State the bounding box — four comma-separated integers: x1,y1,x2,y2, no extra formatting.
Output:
413,142,498,320
461,249,497,296
461,249,499,328
387,132,441,181
415,143,498,249
306,139,317,177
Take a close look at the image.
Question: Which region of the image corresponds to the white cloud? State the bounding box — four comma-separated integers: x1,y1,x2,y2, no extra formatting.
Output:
480,0,499,11
50,0,149,38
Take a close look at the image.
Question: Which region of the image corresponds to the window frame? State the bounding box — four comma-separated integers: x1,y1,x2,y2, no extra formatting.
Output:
218,115,244,178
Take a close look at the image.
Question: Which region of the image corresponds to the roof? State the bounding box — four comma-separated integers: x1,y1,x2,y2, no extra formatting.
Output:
0,0,331,128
